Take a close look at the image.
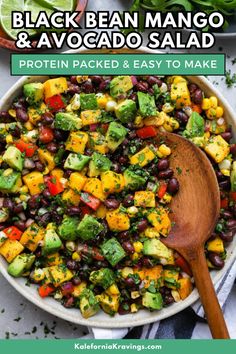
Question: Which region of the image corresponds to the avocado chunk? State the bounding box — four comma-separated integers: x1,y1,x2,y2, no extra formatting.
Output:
0,170,21,193
101,238,126,267
124,168,147,190
7,253,35,278
64,153,91,171
184,112,204,138
55,112,82,131
231,161,236,191
23,82,44,106
42,229,62,256
138,92,157,117
142,291,163,310
79,289,100,319
115,99,137,123
77,215,104,241
143,239,172,260
80,93,98,110
106,122,127,151
58,216,79,241
89,268,115,289
88,152,112,177
2,146,23,171
110,76,133,98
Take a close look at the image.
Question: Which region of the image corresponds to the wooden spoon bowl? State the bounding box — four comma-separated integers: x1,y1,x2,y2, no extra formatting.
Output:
0,0,88,51
159,132,229,338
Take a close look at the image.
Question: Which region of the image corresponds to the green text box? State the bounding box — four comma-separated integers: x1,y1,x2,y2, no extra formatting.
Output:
11,53,225,76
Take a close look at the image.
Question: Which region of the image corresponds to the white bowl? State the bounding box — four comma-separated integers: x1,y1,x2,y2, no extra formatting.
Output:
0,47,236,328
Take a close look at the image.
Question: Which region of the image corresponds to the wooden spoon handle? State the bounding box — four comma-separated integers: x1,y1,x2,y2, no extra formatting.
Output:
188,248,230,339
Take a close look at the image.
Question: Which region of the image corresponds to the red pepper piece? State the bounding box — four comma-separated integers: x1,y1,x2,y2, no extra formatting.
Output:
38,284,55,298
45,94,65,112
47,176,64,196
136,126,157,139
39,126,54,144
3,226,23,240
175,254,192,276
80,192,101,211
15,140,37,157
157,183,168,199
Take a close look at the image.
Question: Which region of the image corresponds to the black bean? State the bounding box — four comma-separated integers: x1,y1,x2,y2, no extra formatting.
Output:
51,211,63,224
70,76,78,84
157,158,169,171
158,168,174,179
66,260,79,271
137,219,148,232
0,111,11,122
118,303,130,315
35,161,44,172
208,252,224,269
188,83,198,94
64,170,73,179
43,189,51,200
28,194,41,209
119,156,128,164
122,241,135,254
124,277,136,287
3,198,14,211
220,210,233,220
216,171,226,182
47,142,58,153
38,212,51,226
123,195,134,207
147,76,162,87
14,220,26,231
112,162,121,173
142,257,154,268
72,276,82,285
192,89,203,104
226,219,236,230
16,108,28,122
54,129,67,141
13,203,24,214
221,132,232,142
167,178,180,195
218,180,231,191
230,144,236,156
67,206,81,216
98,79,110,91
175,110,189,124
67,84,80,95
104,199,120,210
81,81,94,93
41,112,54,126
128,130,137,139
164,295,175,305
117,231,130,240
136,81,149,92
90,76,103,84
129,93,137,102
219,231,234,243
11,125,21,138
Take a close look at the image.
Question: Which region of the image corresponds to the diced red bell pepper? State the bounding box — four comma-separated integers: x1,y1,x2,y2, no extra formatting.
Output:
81,245,105,261
220,198,229,209
47,176,64,196
15,140,37,157
157,183,167,199
230,191,236,201
45,94,66,112
175,254,192,276
38,284,55,298
3,226,23,240
136,126,157,139
101,123,109,133
39,126,54,144
80,192,101,211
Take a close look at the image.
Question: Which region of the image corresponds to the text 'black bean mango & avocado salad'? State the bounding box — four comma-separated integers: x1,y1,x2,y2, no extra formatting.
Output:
0,74,235,318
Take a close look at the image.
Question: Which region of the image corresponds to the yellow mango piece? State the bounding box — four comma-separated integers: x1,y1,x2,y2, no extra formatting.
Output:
20,223,45,252
65,131,89,154
51,168,64,180
0,239,24,263
88,132,108,154
204,135,230,163
81,110,101,126
28,103,48,125
49,265,73,287
106,208,130,232
96,293,119,315
68,172,87,192
72,282,87,297
44,77,68,99
83,178,107,201
147,207,171,236
163,269,179,289
144,227,160,238
101,171,125,194
38,148,56,171
171,80,191,109
23,171,44,195
207,237,224,254
106,283,120,296
46,252,64,266
62,189,80,206
95,204,107,219
134,191,156,208
178,278,193,300
134,265,163,288
130,146,156,167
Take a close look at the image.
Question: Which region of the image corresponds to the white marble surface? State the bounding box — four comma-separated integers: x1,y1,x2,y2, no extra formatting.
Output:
0,0,236,339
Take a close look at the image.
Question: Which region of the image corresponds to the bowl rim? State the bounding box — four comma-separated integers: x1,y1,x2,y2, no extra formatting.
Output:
0,46,236,328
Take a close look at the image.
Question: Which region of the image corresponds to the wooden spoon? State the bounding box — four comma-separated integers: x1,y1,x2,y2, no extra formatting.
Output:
159,132,230,339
